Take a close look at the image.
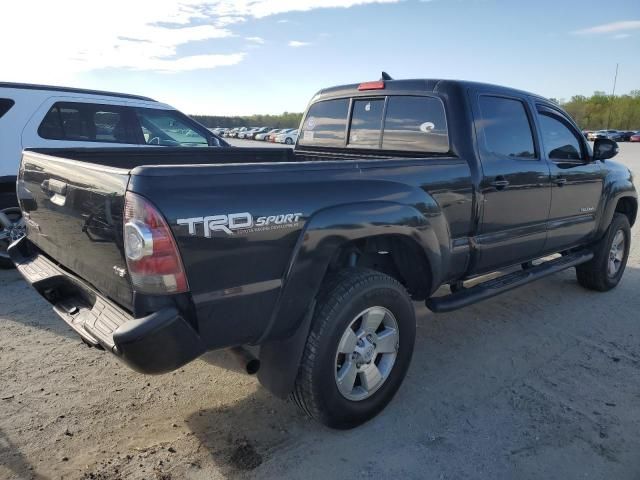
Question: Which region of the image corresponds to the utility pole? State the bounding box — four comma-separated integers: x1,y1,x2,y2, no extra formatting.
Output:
606,63,619,129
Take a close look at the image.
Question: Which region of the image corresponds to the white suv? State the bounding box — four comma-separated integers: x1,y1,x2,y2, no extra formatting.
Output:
0,82,227,265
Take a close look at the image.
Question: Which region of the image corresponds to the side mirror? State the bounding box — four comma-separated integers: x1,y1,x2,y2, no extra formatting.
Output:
593,138,618,161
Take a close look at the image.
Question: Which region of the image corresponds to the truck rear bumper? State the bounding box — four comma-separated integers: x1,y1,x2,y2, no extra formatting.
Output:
9,237,204,374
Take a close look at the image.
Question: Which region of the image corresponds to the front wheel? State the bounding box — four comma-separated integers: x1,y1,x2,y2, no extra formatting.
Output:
292,269,416,429
285,137,293,145
576,213,631,291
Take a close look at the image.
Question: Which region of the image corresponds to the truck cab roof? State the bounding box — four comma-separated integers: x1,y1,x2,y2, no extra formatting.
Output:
312,78,547,103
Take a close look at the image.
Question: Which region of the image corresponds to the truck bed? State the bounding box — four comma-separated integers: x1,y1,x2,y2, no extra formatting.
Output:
17,146,473,349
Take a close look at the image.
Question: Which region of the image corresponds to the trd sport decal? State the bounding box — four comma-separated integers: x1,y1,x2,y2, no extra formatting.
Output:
177,212,303,237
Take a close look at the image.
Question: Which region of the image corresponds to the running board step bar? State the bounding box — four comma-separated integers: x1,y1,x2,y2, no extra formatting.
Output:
426,251,594,313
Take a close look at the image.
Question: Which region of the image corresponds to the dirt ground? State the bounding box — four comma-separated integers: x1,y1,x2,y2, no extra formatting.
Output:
1,144,639,480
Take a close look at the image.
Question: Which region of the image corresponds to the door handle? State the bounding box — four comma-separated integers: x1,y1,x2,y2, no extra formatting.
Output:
41,178,68,206
41,178,68,195
554,177,567,186
490,177,510,190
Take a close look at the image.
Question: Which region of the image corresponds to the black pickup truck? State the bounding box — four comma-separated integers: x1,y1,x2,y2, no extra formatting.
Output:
10,78,637,429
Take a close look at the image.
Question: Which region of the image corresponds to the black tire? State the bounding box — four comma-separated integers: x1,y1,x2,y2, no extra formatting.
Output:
292,269,416,429
285,137,293,145
576,213,631,291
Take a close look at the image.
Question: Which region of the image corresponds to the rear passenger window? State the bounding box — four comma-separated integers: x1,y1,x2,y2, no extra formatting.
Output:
0,99,15,119
38,102,136,144
382,96,449,153
478,96,536,159
349,98,384,148
298,99,349,147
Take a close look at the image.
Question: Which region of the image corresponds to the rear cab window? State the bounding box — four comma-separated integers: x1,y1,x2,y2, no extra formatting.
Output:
298,95,449,154
349,98,384,148
299,99,349,147
383,96,448,152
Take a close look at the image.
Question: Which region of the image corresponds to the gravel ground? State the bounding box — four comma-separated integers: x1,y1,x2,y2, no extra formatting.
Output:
1,143,639,480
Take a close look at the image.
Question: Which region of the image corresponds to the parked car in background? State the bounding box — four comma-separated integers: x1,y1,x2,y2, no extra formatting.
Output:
0,82,228,267
609,130,625,141
587,131,599,141
226,127,245,138
620,131,637,142
238,127,261,139
276,129,299,145
270,128,294,142
256,128,280,141
210,127,228,136
247,127,270,140
630,131,640,142
266,129,285,142
592,130,624,141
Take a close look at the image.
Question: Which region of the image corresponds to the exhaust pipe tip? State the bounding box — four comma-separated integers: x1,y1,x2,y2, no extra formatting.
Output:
245,358,261,375
229,347,260,375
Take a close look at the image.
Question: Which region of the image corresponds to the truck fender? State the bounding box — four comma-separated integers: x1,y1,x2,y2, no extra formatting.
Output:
256,200,447,398
596,174,637,236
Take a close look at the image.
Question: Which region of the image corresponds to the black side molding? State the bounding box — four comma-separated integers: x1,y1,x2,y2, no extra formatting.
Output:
426,251,594,313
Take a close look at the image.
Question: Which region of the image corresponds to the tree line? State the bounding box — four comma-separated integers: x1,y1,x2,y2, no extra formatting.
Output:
191,112,303,129
553,90,640,131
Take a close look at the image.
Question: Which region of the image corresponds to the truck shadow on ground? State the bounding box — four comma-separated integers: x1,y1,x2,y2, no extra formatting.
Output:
185,265,640,479
0,269,83,341
0,428,47,480
0,269,78,341
186,350,309,476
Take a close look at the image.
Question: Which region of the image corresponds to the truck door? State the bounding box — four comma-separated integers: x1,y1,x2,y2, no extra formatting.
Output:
534,104,605,253
471,93,552,273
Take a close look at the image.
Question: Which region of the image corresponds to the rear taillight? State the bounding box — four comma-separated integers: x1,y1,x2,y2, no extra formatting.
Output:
123,192,188,294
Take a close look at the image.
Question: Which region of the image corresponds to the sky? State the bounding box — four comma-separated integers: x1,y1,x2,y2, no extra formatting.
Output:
1,0,639,115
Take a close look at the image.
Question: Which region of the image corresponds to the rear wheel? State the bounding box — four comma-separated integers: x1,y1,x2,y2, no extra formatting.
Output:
285,137,293,145
292,269,416,429
576,213,631,291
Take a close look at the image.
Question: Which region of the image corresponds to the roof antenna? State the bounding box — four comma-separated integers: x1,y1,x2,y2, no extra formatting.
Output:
380,71,393,81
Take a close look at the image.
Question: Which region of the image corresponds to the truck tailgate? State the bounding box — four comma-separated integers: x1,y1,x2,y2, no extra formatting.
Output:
18,151,133,310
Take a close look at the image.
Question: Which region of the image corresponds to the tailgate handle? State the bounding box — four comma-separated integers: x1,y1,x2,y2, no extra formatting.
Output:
41,179,68,195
